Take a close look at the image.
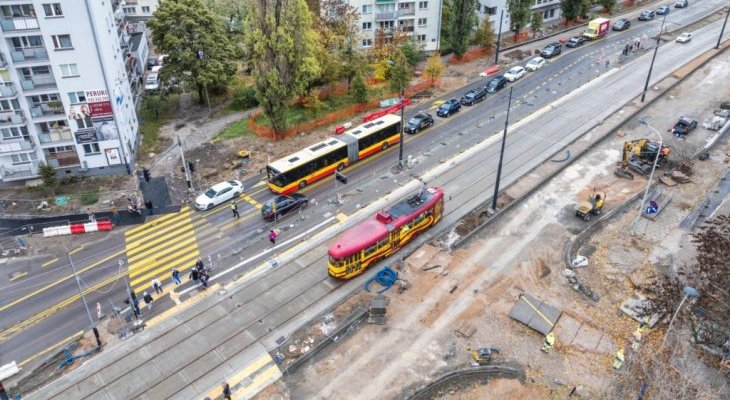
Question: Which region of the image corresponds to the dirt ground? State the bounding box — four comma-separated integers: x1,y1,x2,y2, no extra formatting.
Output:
254,49,730,399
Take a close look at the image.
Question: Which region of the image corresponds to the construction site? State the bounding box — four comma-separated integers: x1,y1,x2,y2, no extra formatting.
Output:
250,50,730,399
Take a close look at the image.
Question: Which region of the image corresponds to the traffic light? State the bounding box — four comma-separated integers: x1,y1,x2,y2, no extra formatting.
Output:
142,168,150,183
335,171,348,184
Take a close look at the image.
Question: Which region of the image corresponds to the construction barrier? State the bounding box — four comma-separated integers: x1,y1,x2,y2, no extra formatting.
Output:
42,219,113,237
363,98,411,122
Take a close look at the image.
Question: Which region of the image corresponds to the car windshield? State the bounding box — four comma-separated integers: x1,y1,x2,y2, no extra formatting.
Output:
488,81,498,87
204,188,216,198
407,117,420,126
465,92,475,98
528,59,539,66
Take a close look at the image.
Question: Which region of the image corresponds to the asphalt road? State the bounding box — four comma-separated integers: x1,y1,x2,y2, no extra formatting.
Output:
2,0,727,374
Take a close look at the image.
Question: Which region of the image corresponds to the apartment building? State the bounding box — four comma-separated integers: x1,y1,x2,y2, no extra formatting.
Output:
0,0,145,183
120,0,158,19
348,0,444,52
477,0,562,34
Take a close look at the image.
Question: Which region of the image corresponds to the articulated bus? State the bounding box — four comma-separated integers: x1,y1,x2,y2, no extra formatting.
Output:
266,114,402,194
328,187,445,280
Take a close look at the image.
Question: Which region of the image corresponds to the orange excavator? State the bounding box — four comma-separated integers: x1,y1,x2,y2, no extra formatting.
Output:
615,139,670,180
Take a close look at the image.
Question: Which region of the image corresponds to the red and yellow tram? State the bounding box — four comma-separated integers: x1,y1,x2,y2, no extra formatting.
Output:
328,187,445,279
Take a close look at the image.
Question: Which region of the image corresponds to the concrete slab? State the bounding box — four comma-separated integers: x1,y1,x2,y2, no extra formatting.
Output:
508,293,562,336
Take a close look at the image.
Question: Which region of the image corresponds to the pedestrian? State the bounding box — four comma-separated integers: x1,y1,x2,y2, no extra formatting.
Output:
629,43,634,53
541,332,556,353
87,207,96,222
613,348,625,369
143,291,153,311
637,39,642,49
623,44,629,56
632,330,642,351
171,268,181,285
190,268,199,283
151,277,162,294
111,204,120,225
200,272,209,289
230,200,239,219
132,298,141,317
196,257,205,272
222,381,232,400
145,200,154,215
269,229,278,246
605,59,610,69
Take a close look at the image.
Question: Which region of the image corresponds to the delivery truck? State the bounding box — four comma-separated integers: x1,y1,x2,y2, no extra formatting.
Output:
582,18,610,40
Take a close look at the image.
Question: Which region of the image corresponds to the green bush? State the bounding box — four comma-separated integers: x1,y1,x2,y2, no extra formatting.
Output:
79,190,99,206
230,87,259,110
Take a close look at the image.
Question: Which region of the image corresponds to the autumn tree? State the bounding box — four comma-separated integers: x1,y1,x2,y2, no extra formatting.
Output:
387,51,411,95
531,12,543,34
448,0,479,58
472,17,496,51
148,0,237,104
311,0,359,85
508,0,536,35
243,0,321,134
350,71,368,103
560,0,582,23
424,53,445,87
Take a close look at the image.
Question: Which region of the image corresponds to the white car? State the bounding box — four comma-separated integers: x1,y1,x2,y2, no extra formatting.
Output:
524,57,546,72
503,66,526,82
676,32,692,43
194,180,243,210
144,73,160,91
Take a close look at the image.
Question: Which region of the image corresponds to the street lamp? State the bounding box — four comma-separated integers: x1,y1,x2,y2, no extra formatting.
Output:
633,117,663,234
717,4,730,49
67,248,102,348
662,286,699,348
387,59,407,169
495,9,505,64
492,87,513,211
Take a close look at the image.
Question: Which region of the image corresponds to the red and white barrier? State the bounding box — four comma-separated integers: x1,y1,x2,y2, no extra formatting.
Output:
43,220,113,237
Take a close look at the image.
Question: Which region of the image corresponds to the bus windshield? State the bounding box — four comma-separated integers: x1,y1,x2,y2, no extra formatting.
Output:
267,166,286,187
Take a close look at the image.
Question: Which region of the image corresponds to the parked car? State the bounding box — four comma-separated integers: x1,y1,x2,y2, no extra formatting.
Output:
405,112,434,134
485,76,508,93
566,35,588,48
261,193,308,220
639,10,656,20
613,19,631,31
540,43,562,58
676,32,692,43
144,73,160,91
656,5,671,15
503,66,526,82
460,87,488,106
672,116,698,136
675,0,688,8
195,180,243,210
436,99,461,117
524,57,546,72
146,56,159,70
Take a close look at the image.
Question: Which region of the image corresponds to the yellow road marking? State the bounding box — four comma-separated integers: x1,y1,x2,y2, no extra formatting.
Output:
68,246,83,255
145,284,221,328
41,258,58,268
252,180,267,188
19,330,83,367
125,209,193,243
233,364,282,399
129,251,200,290
9,271,27,282
433,100,445,106
127,228,196,263
219,208,258,231
336,213,348,222
128,239,198,276
124,206,191,236
0,249,124,313
206,354,273,398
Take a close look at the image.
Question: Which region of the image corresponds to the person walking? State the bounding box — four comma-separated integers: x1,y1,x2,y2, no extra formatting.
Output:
111,204,120,226
171,268,181,285
230,200,239,219
541,332,556,353
190,268,200,283
145,200,154,215
196,257,205,272
151,277,162,294
221,381,232,400
200,271,209,289
269,229,278,246
143,291,153,311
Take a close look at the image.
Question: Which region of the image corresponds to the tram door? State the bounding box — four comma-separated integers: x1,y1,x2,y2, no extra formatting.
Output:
388,225,400,252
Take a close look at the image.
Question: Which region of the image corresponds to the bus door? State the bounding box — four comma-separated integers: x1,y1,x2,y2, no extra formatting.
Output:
338,134,359,165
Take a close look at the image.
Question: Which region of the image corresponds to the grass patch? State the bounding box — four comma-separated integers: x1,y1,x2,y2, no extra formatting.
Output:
139,94,179,154
213,118,250,142
79,188,100,205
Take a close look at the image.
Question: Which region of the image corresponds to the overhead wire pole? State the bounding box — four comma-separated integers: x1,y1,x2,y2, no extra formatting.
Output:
399,83,405,169
492,87,513,211
495,9,504,64
717,3,730,49
632,118,662,234
641,12,668,102
177,135,193,191
68,250,102,348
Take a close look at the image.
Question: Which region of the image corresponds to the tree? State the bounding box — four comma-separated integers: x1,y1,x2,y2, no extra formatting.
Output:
350,71,368,103
38,163,57,188
148,0,237,105
424,53,445,87
508,0,535,35
400,41,425,67
387,51,411,95
599,0,616,13
303,89,324,116
243,0,321,134
472,17,496,51
440,0,454,50
448,0,479,58
531,12,543,34
311,0,360,85
579,0,592,20
560,0,582,23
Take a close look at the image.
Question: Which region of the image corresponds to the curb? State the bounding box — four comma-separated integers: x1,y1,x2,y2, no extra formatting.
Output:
399,363,526,400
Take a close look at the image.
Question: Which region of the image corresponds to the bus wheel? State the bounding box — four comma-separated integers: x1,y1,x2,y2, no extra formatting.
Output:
298,180,307,189
336,163,345,171
382,142,389,150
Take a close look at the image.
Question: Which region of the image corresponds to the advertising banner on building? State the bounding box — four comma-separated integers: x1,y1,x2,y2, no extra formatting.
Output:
92,116,119,141
105,148,122,165
74,128,98,143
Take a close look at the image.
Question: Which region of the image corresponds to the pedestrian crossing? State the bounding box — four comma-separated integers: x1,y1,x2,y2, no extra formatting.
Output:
125,206,203,294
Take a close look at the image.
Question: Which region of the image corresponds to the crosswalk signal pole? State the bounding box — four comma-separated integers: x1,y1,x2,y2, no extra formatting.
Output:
68,250,102,348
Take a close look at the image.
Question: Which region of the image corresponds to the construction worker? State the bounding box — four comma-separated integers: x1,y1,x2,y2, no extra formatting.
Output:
614,348,625,369
592,194,604,210
660,146,670,161
230,200,239,219
541,332,556,353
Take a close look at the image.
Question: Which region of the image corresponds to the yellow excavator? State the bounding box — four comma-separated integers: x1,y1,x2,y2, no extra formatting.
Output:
467,346,500,366
614,139,670,180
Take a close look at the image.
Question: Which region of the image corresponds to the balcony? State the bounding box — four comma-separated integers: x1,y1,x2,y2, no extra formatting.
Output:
45,151,80,168
0,83,17,98
20,74,57,91
0,161,39,181
401,26,415,32
398,9,416,17
376,12,396,21
0,52,6,68
0,17,40,32
0,138,35,154
10,47,48,63
30,103,65,118
0,111,26,126
38,130,73,144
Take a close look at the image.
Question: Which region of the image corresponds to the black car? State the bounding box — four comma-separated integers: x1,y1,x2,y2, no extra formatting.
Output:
146,56,159,70
656,5,671,15
436,99,461,117
485,76,507,93
639,10,655,20
405,113,434,134
566,36,587,48
460,87,488,106
261,193,308,220
672,116,697,136
540,43,562,58
613,19,631,31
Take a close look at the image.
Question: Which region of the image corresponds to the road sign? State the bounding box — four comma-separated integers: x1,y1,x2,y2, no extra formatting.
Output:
335,171,348,184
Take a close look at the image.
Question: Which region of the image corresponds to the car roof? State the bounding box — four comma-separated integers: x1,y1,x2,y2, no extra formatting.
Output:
529,57,544,62
210,181,234,191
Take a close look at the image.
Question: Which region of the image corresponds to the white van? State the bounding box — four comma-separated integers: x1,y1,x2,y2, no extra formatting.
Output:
144,73,160,91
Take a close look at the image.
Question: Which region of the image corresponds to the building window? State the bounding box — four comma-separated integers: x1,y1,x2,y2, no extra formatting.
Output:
418,18,427,26
38,120,67,133
11,152,37,164
416,34,426,42
51,34,73,50
418,1,428,10
59,63,79,77
83,143,101,155
362,5,372,14
537,0,542,4
549,9,555,18
123,7,136,14
485,6,497,15
68,91,86,104
362,39,373,47
142,6,150,13
362,21,372,30
42,3,63,17
1,4,36,18
1,126,28,139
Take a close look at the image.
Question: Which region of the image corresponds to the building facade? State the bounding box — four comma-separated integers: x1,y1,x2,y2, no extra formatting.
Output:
347,0,444,52
477,0,563,35
120,0,158,19
0,0,145,183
